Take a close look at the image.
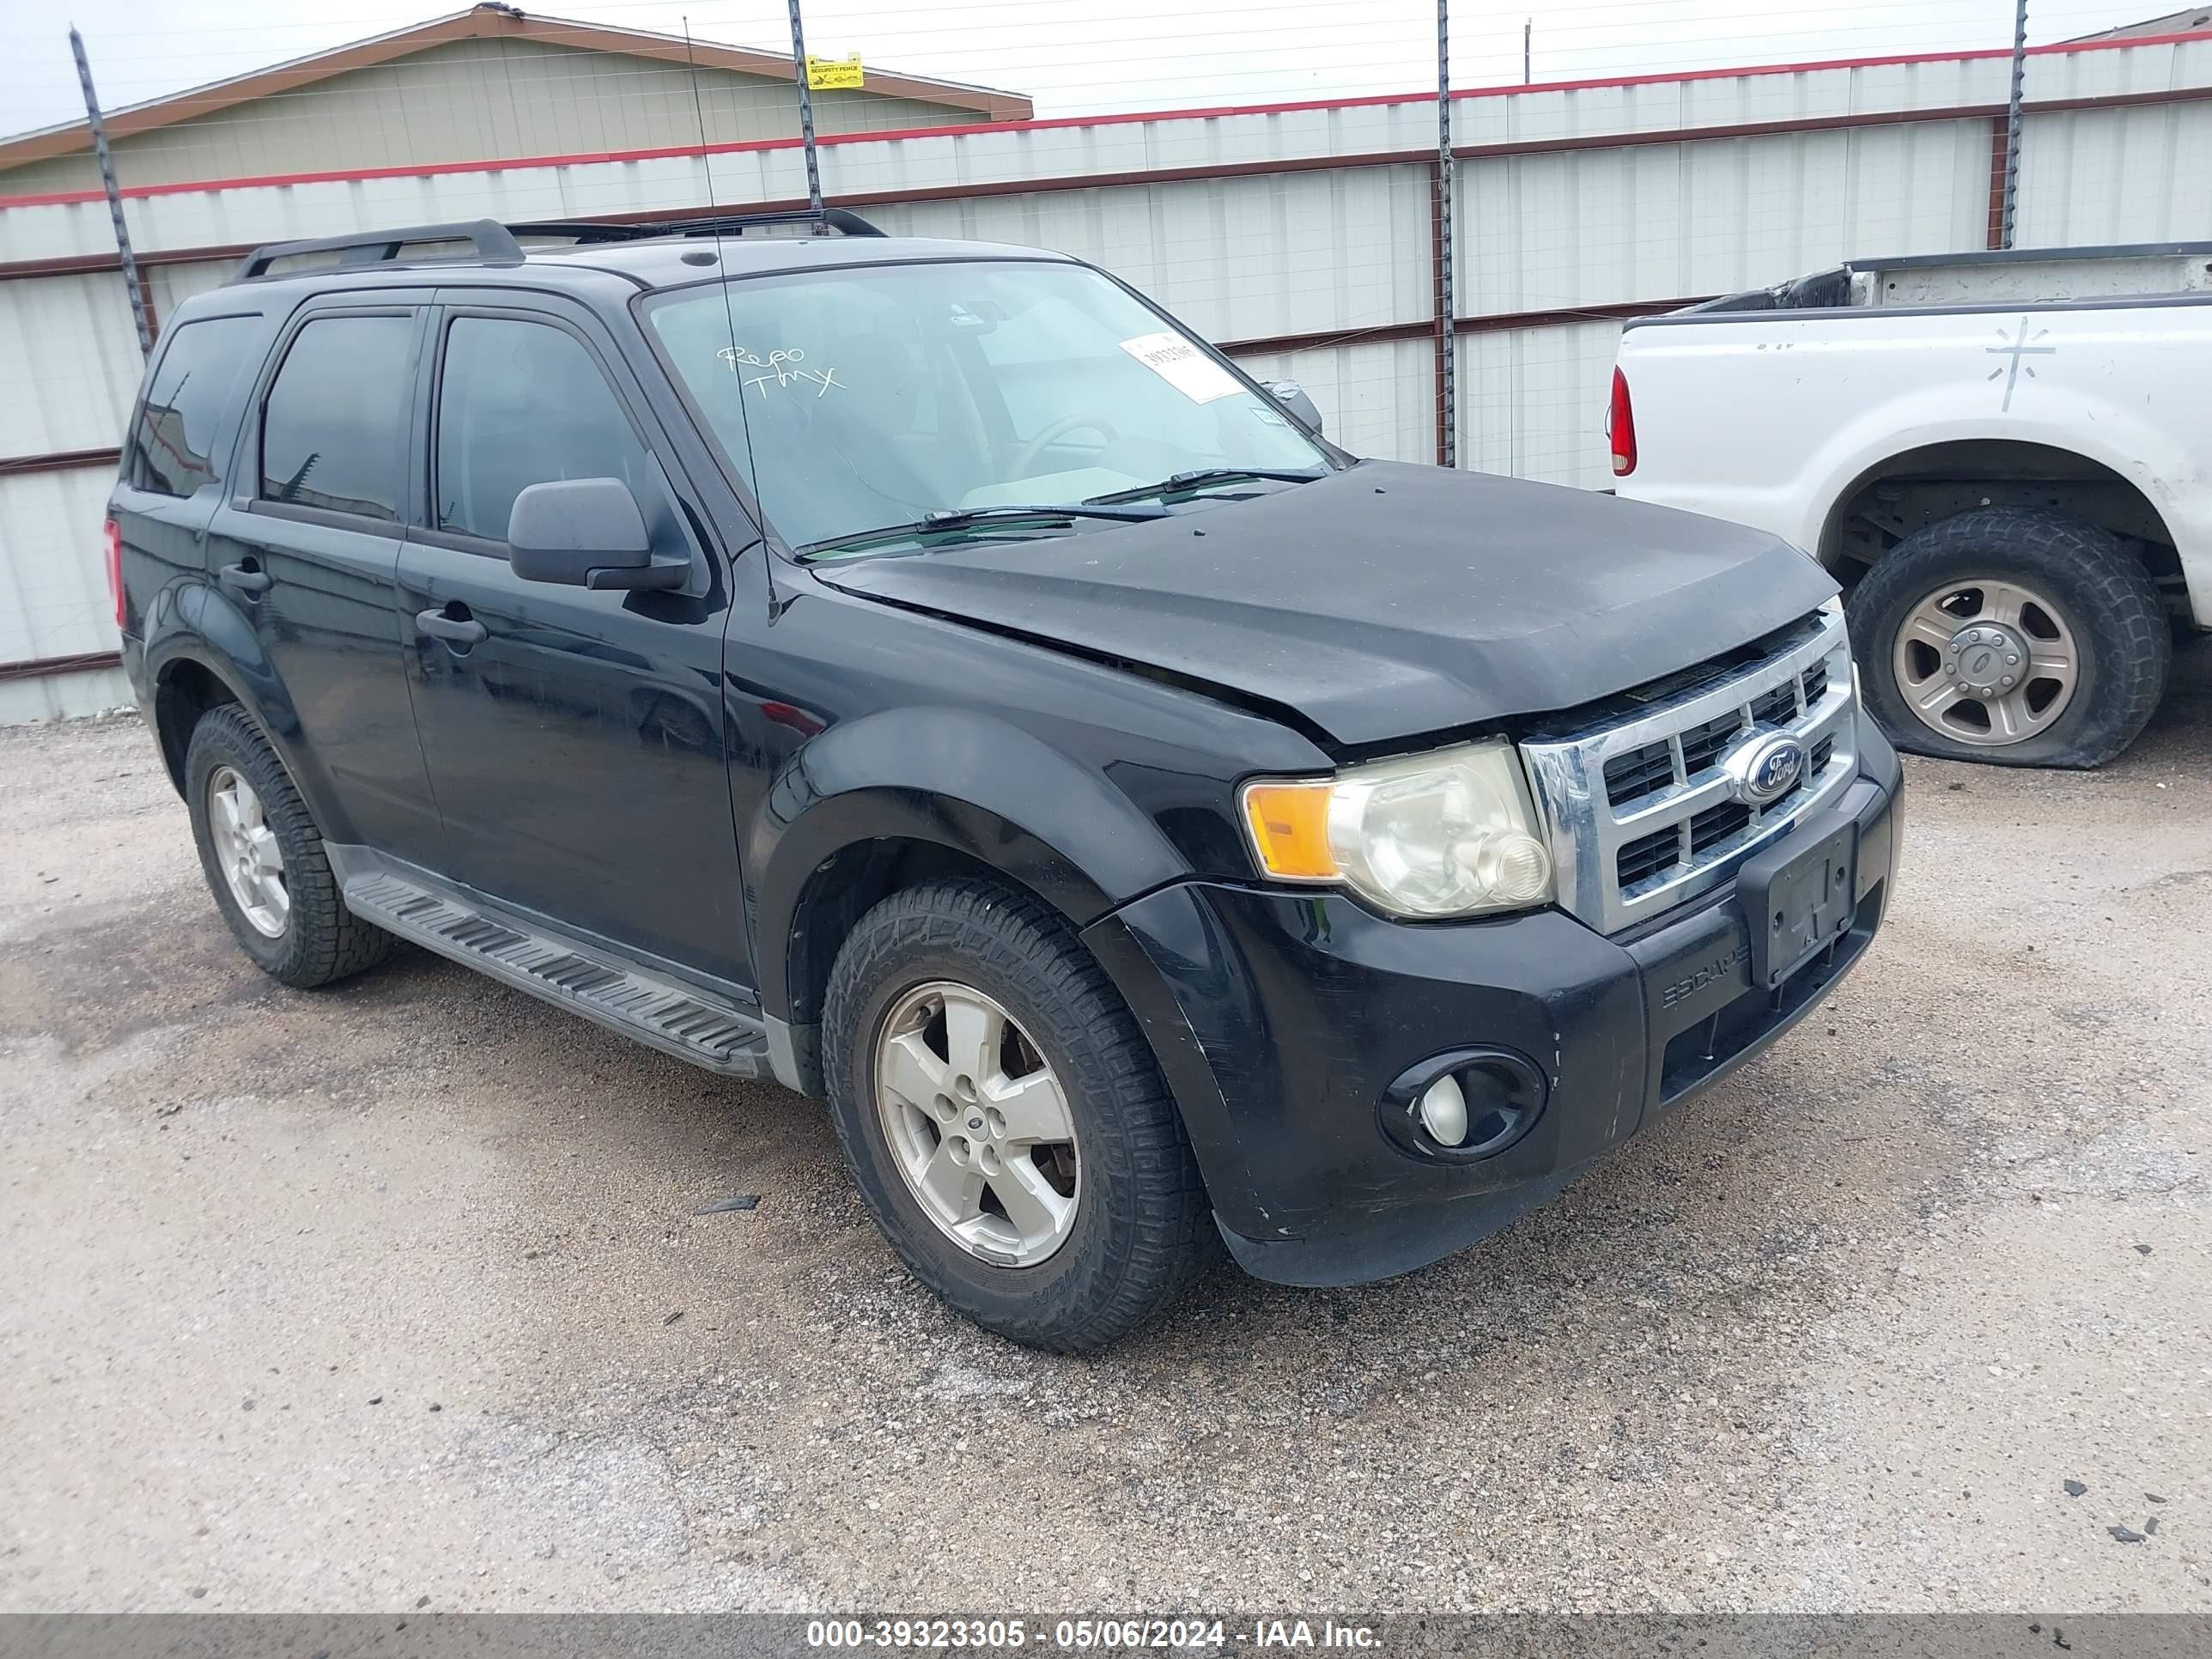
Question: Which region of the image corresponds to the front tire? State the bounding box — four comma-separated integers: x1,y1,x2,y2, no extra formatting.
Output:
185,703,393,988
1847,507,2169,768
823,877,1213,1352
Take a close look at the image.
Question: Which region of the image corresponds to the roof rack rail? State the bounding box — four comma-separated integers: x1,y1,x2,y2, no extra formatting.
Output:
231,220,525,283
507,208,887,245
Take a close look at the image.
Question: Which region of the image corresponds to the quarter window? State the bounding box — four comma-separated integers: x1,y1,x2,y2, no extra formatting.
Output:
259,314,415,522
435,317,653,542
125,315,258,498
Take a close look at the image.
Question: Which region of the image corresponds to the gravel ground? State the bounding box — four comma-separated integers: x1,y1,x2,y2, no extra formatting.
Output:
2,645,2208,1615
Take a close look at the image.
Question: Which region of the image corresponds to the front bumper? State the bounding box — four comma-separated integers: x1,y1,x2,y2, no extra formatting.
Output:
1081,710,1903,1287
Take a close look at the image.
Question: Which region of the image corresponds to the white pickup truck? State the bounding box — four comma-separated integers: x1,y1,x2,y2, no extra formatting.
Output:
1612,241,2210,767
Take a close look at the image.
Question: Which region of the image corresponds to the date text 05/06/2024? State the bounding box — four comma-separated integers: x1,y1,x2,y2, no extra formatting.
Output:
803,1619,1382,1650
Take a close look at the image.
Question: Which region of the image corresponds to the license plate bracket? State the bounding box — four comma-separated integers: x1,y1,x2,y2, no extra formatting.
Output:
1735,811,1858,990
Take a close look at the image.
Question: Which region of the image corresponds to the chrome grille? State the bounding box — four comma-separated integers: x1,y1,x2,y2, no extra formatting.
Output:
1748,680,1799,726
1521,600,1857,935
1601,743,1675,806
1678,710,1750,781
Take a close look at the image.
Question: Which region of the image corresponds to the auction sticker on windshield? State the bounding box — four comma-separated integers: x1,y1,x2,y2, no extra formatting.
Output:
1119,331,1242,403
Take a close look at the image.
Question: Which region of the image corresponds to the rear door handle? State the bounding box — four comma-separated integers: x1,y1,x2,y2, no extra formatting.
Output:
416,608,488,646
218,562,271,597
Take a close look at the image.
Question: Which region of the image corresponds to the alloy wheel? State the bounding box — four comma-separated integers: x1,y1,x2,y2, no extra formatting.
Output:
1890,576,2080,746
208,765,289,938
873,981,1080,1267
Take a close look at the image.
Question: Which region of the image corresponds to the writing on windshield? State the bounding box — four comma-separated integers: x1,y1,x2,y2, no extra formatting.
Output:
717,344,845,398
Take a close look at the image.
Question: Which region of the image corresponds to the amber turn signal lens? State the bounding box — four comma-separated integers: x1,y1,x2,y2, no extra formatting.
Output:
1241,781,1338,880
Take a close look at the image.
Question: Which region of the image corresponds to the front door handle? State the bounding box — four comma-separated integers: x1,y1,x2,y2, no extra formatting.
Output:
218,561,271,598
416,608,488,646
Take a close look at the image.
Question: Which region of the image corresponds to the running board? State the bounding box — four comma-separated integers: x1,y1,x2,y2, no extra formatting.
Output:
335,856,769,1078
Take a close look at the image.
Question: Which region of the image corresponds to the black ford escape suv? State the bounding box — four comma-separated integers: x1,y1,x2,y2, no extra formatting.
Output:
110,210,1902,1351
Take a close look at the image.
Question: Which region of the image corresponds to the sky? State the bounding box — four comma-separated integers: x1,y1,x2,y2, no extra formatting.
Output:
1,0,2179,137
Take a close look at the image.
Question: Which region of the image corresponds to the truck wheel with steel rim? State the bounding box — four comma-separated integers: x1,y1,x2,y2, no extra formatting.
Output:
184,702,394,988
1847,507,2170,768
822,877,1213,1352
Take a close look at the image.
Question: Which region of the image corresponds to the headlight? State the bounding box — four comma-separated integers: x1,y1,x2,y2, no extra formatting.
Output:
1239,739,1554,918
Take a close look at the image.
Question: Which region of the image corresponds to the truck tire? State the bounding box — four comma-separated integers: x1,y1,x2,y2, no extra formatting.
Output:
185,703,394,988
822,877,1214,1352
1847,507,2169,768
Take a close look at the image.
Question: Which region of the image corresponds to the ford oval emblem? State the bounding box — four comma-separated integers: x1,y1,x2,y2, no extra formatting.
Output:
1723,729,1806,807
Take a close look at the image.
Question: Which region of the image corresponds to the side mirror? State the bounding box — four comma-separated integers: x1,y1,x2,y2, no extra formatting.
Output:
507,478,683,591
1262,380,1323,437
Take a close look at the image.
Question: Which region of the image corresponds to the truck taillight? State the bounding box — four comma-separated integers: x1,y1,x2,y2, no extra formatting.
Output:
104,519,125,629
1608,368,1638,477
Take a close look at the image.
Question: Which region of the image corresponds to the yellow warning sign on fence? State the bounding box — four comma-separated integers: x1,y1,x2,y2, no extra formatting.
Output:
805,54,864,90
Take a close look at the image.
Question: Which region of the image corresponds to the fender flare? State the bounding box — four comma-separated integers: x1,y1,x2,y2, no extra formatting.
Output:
1808,410,2190,570
144,580,355,840
747,706,1194,1020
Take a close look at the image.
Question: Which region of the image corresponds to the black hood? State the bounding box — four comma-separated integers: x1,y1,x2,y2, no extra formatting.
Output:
811,461,1837,748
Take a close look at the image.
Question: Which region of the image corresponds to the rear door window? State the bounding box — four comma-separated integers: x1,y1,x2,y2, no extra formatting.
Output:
124,315,259,497
259,314,416,523
434,316,653,543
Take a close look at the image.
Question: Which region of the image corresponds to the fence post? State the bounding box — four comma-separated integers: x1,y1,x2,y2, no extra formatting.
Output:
1435,0,1456,469
2000,0,2029,248
70,27,152,357
786,0,827,222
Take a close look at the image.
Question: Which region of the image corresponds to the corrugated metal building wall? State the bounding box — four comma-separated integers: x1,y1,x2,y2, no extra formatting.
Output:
3,30,2209,720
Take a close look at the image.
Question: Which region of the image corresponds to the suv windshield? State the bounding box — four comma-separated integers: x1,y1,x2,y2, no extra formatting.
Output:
644,259,1329,551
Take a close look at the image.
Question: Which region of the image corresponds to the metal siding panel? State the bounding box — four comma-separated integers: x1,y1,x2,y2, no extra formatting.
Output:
0,200,115,264
2031,34,2212,102
0,272,143,457
0,465,119,664
811,91,978,137
0,664,132,725
869,165,1429,343
144,258,246,319
2017,101,2212,247
2008,36,2212,252
1455,119,1991,313
1460,319,1623,488
0,153,102,198
1227,338,1432,464
1455,55,2013,150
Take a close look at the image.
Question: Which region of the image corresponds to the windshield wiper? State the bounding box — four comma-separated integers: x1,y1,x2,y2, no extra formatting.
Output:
1085,466,1328,506
799,501,1168,559
921,501,1170,527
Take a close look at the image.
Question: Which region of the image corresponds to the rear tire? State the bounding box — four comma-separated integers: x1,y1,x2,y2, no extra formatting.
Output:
185,703,393,988
823,877,1214,1352
1847,507,2169,768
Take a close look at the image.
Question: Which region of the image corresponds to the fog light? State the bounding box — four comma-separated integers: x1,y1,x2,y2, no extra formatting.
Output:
1415,1073,1469,1147
1382,1047,1548,1164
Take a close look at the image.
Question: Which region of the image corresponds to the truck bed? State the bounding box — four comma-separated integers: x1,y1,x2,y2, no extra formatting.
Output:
1668,240,2212,319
